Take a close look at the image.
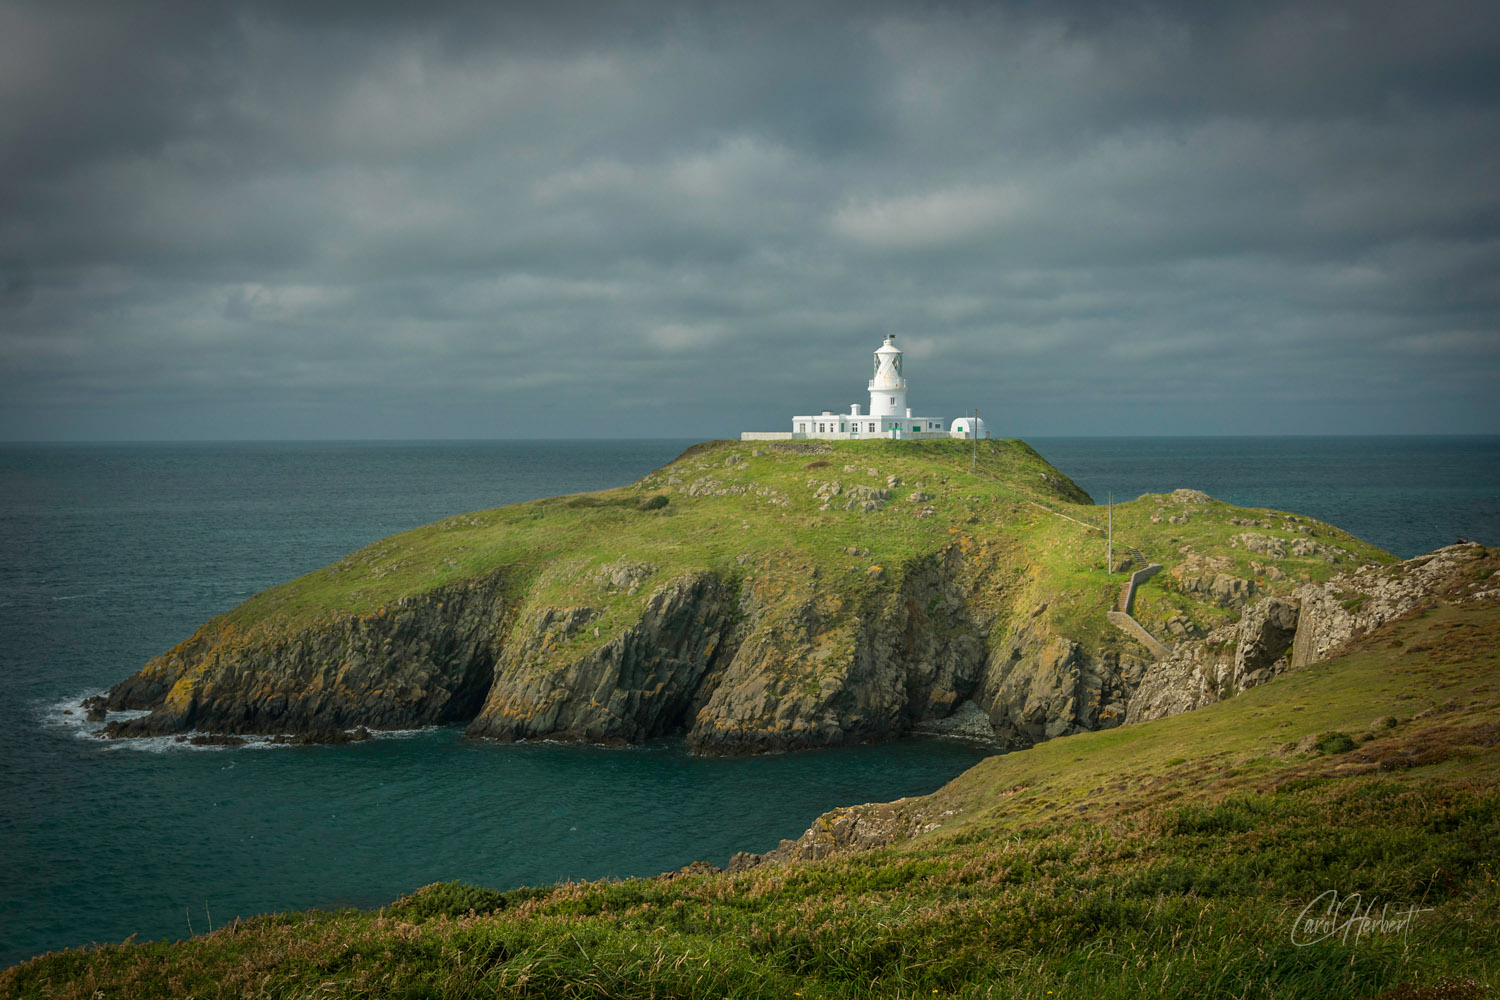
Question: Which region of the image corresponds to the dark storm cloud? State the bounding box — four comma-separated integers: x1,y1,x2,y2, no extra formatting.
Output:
1,0,1497,439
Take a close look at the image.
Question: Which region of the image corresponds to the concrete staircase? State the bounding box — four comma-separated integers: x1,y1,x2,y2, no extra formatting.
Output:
1107,611,1173,659
1117,564,1162,615
1107,562,1173,659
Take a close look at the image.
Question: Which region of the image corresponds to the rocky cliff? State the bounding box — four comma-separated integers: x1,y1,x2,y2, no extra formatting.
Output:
1126,542,1500,724
98,571,512,738
87,439,1392,754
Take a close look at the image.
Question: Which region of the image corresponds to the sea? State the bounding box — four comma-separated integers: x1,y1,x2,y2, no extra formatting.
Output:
1,436,1497,967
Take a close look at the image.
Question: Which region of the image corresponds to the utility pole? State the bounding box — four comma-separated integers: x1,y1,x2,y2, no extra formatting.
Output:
1107,492,1113,574
972,408,978,469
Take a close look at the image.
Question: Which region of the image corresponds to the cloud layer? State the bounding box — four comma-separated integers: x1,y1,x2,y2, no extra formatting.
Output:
2,0,1497,439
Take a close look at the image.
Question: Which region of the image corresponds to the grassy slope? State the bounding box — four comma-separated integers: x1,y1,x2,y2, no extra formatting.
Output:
12,597,1497,998
162,439,1390,685
214,439,1094,630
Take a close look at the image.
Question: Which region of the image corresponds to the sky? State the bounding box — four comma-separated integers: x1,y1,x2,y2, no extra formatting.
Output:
1,0,1497,440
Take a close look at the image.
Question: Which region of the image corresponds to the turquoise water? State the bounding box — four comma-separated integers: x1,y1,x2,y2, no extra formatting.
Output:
1,437,1497,966
7,724,986,965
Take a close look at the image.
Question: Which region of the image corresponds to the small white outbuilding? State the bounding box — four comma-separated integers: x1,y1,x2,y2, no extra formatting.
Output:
949,416,988,439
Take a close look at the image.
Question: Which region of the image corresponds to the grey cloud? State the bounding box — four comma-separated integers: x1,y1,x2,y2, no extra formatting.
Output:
1,0,1497,439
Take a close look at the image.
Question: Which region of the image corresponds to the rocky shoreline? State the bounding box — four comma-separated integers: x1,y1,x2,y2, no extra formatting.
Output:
91,538,1488,755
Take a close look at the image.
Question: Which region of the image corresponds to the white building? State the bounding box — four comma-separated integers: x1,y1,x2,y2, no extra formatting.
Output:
949,415,988,438
742,334,988,442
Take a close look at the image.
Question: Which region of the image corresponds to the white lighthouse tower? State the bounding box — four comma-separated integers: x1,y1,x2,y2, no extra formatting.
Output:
868,334,908,417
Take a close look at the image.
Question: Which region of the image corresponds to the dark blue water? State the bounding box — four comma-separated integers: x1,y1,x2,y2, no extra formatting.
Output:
2,437,1497,967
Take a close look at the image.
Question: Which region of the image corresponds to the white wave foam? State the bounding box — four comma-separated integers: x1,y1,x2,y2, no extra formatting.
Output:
97,730,301,754
38,690,111,739
367,725,438,741
38,692,440,752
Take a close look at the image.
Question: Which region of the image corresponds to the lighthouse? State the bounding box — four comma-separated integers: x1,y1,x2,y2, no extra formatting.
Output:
868,334,908,417
740,333,981,441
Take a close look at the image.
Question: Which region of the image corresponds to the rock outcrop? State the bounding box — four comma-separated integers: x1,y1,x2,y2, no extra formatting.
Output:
1127,543,1499,724
978,619,1143,747
467,572,740,744
101,573,511,738
687,548,990,753
1288,543,1498,668
727,796,948,872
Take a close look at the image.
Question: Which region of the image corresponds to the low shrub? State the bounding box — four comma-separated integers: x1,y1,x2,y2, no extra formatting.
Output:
386,882,510,922
1316,731,1357,754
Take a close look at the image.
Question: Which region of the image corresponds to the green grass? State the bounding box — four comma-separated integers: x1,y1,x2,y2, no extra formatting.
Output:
207,439,1087,633
210,439,1387,640
11,597,1497,998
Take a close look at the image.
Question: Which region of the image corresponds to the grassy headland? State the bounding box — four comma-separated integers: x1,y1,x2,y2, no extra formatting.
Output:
213,438,1386,641
103,438,1394,751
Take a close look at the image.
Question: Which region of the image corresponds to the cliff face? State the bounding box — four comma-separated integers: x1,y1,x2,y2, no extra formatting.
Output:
462,547,994,752
684,548,991,753
89,438,1393,753
100,573,510,738
466,572,741,745
978,618,1143,746
1126,542,1499,724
